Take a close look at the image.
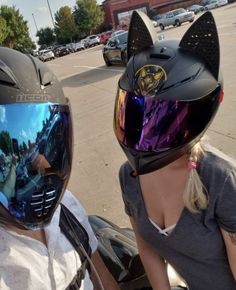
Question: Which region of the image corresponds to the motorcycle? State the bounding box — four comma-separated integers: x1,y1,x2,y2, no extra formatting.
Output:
88,215,187,290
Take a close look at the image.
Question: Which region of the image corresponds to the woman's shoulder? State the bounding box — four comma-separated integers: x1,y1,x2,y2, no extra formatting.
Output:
119,161,138,187
119,161,132,176
199,144,236,190
119,162,141,198
202,144,236,173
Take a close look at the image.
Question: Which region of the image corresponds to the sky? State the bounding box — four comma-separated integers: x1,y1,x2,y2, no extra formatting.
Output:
1,0,103,43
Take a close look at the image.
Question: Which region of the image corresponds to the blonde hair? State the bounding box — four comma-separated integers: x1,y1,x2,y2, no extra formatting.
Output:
183,142,208,213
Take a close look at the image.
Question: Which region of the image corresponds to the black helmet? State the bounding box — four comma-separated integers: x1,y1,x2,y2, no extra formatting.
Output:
113,11,223,175
0,47,73,229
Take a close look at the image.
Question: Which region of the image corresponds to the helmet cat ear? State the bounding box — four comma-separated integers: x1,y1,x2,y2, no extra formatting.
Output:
127,10,157,61
179,11,220,80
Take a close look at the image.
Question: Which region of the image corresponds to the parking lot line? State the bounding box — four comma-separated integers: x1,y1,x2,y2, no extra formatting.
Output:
72,65,124,73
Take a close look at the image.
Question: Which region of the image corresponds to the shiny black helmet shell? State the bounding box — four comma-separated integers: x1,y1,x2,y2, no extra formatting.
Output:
0,47,65,104
114,11,223,175
0,47,72,229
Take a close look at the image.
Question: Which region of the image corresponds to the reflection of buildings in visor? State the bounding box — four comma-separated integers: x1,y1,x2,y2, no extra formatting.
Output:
0,104,72,223
0,104,68,194
21,110,67,184
0,161,16,204
0,152,18,207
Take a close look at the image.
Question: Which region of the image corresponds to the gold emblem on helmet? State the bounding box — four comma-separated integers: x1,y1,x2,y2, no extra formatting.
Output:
135,65,167,96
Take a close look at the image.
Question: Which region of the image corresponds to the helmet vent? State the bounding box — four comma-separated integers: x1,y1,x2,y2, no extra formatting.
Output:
179,12,220,80
162,76,194,92
31,187,56,217
180,76,193,83
38,68,54,87
162,84,175,91
150,53,170,60
0,68,18,87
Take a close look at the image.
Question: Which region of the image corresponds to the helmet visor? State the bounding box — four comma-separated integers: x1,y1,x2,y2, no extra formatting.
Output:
0,102,72,229
114,87,221,152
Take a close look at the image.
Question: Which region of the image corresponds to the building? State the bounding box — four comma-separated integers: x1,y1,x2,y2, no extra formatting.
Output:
102,0,200,29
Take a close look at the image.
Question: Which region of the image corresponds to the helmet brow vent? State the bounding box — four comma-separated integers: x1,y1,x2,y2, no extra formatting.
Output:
38,68,54,87
0,60,19,88
150,53,171,60
0,73,17,87
162,84,175,91
162,76,194,92
180,76,193,83
179,11,220,80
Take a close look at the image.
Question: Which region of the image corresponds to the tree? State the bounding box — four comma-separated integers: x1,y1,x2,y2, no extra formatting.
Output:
0,131,12,156
0,16,9,45
36,27,55,48
74,0,104,36
55,6,78,44
0,5,34,52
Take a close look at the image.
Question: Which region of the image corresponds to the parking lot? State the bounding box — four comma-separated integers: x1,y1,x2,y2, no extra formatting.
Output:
48,3,236,227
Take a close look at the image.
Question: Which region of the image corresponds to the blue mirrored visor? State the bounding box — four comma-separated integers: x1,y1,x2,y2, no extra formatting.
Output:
114,87,221,153
0,103,72,227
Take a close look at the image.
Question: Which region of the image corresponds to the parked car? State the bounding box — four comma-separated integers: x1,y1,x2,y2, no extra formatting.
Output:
186,4,205,14
74,41,85,51
86,35,100,47
158,8,195,30
110,30,126,39
153,13,166,22
204,0,228,9
80,38,89,49
100,31,113,45
38,49,55,62
54,46,70,57
103,31,128,66
103,31,165,67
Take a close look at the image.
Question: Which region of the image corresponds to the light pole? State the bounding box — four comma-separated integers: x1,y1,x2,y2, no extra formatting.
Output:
46,0,55,29
32,13,39,34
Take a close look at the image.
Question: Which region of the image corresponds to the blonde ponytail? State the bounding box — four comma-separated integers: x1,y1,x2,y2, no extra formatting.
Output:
183,142,208,213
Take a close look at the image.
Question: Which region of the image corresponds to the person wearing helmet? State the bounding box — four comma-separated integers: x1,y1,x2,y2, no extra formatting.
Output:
0,47,120,290
114,11,236,290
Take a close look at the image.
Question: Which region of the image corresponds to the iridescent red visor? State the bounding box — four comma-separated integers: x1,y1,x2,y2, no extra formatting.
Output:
114,87,221,153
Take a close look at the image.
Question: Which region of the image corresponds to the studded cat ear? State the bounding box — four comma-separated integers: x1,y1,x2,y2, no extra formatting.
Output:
127,10,157,61
179,11,220,80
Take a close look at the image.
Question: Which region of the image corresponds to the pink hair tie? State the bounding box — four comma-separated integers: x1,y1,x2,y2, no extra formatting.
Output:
188,160,197,169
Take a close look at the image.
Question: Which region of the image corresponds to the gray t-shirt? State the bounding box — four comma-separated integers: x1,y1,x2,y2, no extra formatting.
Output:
119,146,236,290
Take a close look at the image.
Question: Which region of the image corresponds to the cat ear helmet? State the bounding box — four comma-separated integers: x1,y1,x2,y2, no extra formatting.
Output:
0,47,73,229
113,11,223,175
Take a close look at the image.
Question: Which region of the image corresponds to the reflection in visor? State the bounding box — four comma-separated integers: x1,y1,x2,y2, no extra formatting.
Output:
114,88,221,152
0,103,72,228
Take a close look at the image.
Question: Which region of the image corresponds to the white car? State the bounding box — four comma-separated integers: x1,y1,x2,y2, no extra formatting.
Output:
80,38,89,49
158,8,195,30
86,35,100,47
38,49,55,62
204,0,228,10
74,41,85,51
67,42,85,52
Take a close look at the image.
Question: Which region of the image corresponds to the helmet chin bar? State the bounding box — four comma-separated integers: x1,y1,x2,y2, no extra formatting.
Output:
120,138,201,175
0,174,66,230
